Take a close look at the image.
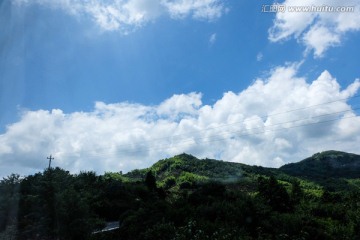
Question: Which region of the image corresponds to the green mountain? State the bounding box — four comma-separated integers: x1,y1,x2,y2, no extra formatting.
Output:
280,150,360,179
126,153,276,180
124,151,360,191
124,153,281,190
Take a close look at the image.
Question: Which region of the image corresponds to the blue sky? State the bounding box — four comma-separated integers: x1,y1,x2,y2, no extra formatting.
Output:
1,0,360,177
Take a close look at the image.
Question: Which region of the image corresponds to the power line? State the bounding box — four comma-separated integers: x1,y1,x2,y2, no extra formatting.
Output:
107,115,357,156
92,94,360,147
268,95,360,116
48,95,360,161
67,106,360,153
57,110,359,160
117,95,360,148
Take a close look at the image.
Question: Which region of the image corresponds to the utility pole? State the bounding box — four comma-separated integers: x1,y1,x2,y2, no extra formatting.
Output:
47,155,54,169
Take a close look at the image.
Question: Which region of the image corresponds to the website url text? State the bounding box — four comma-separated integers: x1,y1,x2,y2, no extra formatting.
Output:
261,5,355,13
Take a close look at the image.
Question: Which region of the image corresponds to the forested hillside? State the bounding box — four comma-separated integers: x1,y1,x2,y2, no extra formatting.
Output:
1,151,360,239
280,151,360,186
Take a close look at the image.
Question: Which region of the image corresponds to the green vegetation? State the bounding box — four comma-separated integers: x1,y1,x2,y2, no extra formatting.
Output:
0,151,360,239
280,151,360,181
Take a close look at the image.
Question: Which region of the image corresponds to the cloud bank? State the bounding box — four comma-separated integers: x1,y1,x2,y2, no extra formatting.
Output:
13,0,226,32
269,0,360,57
1,63,359,177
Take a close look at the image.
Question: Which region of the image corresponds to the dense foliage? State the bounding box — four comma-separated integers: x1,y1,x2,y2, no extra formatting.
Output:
0,152,360,239
280,150,360,180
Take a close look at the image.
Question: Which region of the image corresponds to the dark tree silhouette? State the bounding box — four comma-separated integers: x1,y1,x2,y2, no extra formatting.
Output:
145,171,157,190
257,176,292,212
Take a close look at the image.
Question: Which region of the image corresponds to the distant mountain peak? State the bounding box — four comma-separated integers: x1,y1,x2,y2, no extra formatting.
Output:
280,150,360,179
173,153,199,161
312,150,354,158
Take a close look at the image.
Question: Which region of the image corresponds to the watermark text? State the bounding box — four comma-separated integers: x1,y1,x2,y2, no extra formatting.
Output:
261,4,355,13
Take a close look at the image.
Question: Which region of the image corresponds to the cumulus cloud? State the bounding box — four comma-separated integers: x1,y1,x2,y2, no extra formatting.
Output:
157,92,202,119
269,0,360,57
1,63,360,177
13,0,226,32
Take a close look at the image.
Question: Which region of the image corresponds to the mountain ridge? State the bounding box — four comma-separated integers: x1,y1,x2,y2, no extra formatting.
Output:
280,150,360,179
124,150,360,190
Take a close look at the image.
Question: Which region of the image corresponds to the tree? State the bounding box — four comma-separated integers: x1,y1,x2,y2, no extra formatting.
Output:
0,174,21,237
56,188,96,239
145,171,157,190
291,180,303,204
257,176,292,212
164,177,176,189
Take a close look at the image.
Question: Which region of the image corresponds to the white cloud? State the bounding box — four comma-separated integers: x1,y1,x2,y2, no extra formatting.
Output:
256,52,263,61
163,0,224,20
157,92,202,119
13,0,226,33
1,63,360,177
209,33,216,45
269,0,360,57
302,24,340,57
